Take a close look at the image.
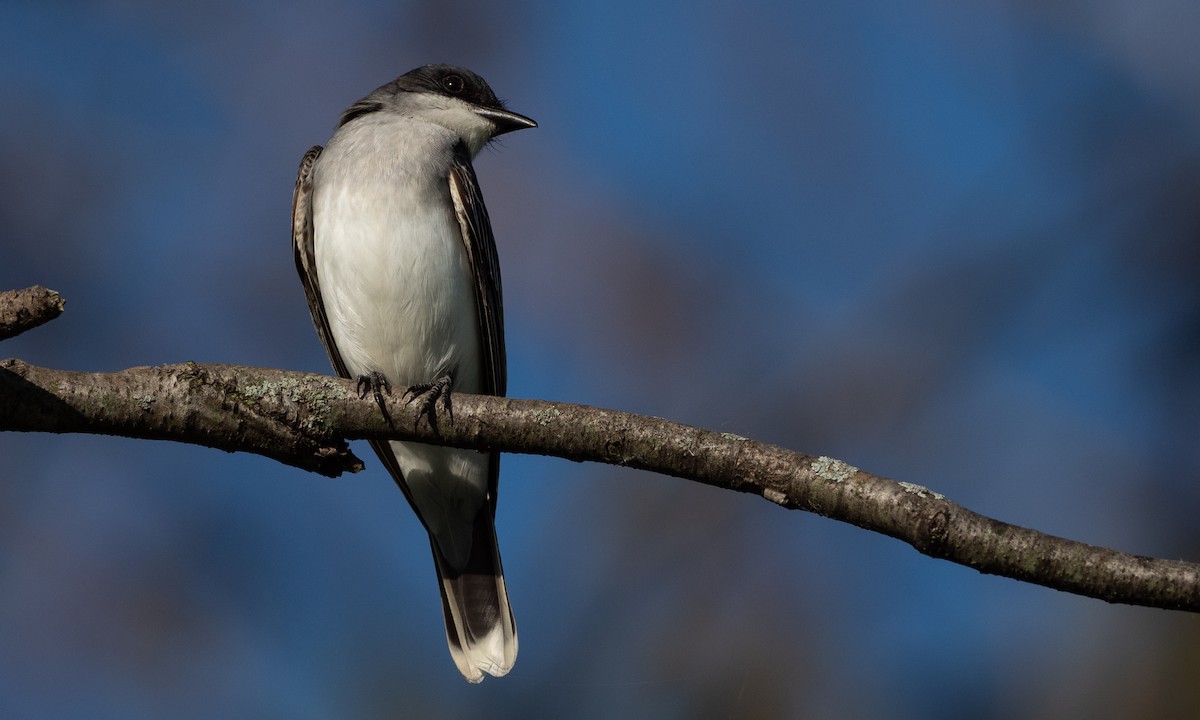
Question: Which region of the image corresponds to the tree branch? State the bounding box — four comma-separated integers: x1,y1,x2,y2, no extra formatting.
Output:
0,286,64,340
3,357,1198,612
1,289,1197,613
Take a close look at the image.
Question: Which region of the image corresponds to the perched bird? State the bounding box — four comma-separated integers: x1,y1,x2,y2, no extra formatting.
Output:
291,64,535,682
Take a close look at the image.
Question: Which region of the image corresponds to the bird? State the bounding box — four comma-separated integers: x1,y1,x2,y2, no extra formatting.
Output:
291,64,535,682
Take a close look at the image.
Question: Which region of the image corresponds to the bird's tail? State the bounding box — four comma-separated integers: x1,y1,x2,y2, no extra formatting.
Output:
431,506,517,683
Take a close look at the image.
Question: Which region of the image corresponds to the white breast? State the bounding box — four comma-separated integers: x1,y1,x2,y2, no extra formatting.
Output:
311,114,483,394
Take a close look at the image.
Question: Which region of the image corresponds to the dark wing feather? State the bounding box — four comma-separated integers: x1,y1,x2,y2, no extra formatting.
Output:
448,145,506,397
292,145,351,379
448,144,506,510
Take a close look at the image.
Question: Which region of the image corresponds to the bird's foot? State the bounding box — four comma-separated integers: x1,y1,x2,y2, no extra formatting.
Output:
403,375,453,433
356,370,394,428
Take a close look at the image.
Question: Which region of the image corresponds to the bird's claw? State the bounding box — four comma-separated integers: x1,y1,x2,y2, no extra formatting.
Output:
404,375,453,433
356,371,394,428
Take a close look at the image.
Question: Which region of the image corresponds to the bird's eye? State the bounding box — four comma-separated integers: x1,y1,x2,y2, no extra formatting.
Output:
442,74,465,94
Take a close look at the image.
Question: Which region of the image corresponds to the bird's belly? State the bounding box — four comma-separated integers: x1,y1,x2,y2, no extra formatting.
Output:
313,195,483,393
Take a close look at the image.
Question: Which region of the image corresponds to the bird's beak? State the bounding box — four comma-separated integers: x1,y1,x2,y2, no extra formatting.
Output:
475,106,538,136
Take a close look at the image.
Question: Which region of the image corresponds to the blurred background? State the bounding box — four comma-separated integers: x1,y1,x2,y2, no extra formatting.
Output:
2,1,1199,717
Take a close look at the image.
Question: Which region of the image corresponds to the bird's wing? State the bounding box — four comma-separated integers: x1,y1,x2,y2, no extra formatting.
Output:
292,145,350,379
448,144,506,509
448,144,506,398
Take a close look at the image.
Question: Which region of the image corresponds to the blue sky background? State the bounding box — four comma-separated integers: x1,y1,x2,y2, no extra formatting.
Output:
2,1,1199,717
